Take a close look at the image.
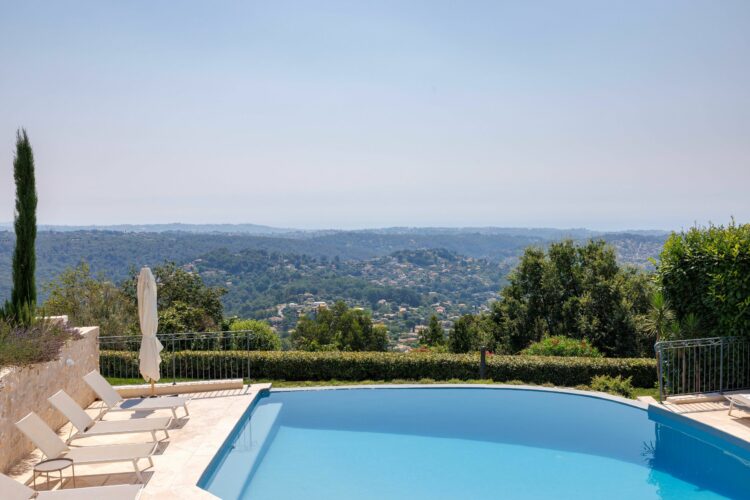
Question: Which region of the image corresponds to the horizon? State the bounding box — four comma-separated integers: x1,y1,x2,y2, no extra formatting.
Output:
2,1,749,229
0,220,675,234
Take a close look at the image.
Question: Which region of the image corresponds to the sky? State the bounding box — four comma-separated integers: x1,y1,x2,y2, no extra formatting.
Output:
0,0,748,231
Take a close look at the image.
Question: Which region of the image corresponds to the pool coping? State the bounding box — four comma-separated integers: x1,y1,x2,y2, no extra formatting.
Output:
270,383,650,409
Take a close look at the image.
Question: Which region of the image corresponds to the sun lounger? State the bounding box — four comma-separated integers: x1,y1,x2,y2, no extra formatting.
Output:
15,412,156,482
727,393,750,417
1,472,142,500
48,390,171,443
83,371,190,419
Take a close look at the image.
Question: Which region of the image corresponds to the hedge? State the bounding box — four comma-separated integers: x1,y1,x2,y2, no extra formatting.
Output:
101,350,657,387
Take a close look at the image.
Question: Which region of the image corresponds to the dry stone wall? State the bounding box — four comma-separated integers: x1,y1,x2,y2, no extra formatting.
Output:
0,326,99,472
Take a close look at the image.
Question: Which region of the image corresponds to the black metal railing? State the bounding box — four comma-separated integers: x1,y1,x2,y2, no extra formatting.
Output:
654,336,750,401
99,331,260,384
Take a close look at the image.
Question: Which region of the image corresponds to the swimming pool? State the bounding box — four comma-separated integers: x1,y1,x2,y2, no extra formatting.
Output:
199,386,750,499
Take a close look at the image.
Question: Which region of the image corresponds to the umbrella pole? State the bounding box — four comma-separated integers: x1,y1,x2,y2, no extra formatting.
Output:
150,379,156,397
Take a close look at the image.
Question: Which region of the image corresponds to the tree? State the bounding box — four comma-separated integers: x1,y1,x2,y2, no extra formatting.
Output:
4,129,38,325
491,240,653,357
420,314,444,347
121,262,226,333
449,315,478,353
42,262,137,336
291,301,387,351
229,319,281,350
157,301,214,334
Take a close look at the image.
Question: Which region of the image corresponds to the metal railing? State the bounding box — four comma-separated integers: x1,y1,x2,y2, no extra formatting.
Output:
655,336,750,401
99,331,260,384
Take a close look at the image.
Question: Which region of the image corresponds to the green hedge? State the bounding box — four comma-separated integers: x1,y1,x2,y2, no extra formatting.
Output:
100,350,657,388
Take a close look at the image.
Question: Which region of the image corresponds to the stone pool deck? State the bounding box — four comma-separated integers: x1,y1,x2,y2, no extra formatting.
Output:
639,395,750,444
8,383,271,499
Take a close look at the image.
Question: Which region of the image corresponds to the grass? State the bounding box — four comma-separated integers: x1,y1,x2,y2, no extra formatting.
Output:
631,386,660,399
105,375,659,400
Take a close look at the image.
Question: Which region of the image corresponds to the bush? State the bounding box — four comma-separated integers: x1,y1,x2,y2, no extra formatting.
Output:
521,336,602,358
229,319,281,351
659,221,750,338
589,375,634,398
100,350,656,387
0,319,80,368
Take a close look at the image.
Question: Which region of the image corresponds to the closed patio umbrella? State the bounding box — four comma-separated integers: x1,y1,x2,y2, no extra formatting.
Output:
138,267,162,396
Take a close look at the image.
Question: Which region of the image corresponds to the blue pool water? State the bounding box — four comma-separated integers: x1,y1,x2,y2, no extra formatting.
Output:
199,387,750,499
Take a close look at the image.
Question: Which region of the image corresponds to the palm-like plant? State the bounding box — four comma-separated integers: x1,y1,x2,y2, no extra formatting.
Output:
679,313,701,339
640,291,676,343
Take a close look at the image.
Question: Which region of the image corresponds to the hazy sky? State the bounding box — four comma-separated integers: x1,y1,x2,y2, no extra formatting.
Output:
1,1,748,230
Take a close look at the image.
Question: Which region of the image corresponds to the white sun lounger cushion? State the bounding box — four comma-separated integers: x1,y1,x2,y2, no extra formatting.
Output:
15,412,69,458
64,442,156,464
83,371,190,412
0,473,143,500
15,412,157,483
48,390,170,438
729,394,750,406
15,412,155,463
36,484,143,500
0,472,35,500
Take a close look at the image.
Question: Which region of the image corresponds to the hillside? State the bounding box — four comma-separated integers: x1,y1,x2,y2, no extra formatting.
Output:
0,227,668,334
192,248,507,334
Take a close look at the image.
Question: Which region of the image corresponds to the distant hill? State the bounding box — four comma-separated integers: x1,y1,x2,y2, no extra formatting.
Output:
0,222,297,235
193,247,508,334
0,222,670,239
0,227,669,320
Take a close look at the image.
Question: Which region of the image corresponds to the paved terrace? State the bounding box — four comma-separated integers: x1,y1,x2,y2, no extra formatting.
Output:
9,383,271,499
639,395,750,443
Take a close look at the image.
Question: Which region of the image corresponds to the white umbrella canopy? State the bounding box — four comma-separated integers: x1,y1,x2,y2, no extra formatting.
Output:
138,267,163,386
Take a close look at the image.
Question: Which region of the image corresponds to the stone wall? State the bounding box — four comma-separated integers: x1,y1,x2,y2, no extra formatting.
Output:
0,326,99,473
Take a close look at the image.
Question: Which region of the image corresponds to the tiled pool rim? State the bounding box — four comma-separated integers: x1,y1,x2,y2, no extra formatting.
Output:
196,383,750,494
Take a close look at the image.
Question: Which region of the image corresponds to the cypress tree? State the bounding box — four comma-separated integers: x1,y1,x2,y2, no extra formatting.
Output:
420,314,445,346
10,129,37,324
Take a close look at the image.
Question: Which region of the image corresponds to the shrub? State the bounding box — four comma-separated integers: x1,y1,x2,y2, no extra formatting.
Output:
229,319,281,351
658,221,750,338
589,375,634,398
0,319,80,368
100,350,657,387
521,336,603,358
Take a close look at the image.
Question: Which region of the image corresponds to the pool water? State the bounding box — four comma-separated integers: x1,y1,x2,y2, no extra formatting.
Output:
199,387,750,499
